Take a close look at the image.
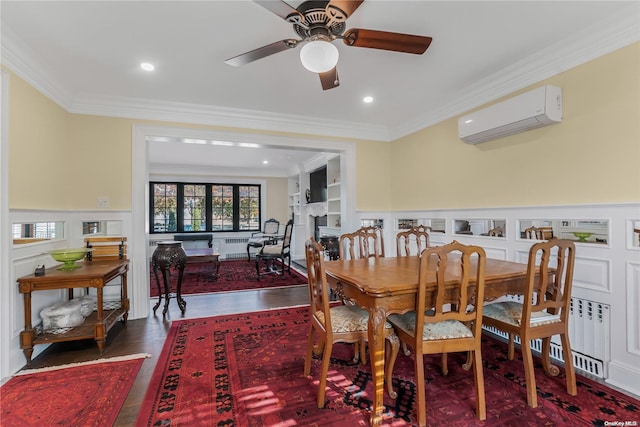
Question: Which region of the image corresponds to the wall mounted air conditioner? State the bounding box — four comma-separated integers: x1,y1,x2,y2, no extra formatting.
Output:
458,85,562,144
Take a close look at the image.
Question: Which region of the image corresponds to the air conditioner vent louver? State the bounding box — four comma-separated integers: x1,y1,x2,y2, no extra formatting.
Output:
459,85,562,144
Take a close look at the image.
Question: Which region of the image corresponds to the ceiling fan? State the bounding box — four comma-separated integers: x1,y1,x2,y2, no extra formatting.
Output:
225,0,433,90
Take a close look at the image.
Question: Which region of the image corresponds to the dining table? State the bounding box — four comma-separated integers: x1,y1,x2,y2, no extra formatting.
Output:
323,255,546,426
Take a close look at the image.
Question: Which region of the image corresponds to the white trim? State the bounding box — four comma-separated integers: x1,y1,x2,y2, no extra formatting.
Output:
2,6,637,142
130,124,357,320
1,69,11,381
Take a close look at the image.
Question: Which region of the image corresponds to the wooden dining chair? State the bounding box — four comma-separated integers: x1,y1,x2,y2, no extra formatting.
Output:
358,225,385,257
303,239,400,407
396,227,432,357
482,237,576,408
338,228,382,260
396,227,430,257
524,226,553,240
387,241,487,426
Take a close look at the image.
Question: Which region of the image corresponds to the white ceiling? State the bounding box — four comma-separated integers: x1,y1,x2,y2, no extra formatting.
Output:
2,1,639,175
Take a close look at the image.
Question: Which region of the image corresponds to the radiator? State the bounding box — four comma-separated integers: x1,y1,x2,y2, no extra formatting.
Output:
482,296,610,378
223,237,249,260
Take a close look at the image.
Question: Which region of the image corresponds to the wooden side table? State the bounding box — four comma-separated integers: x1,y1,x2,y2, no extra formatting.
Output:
152,241,187,315
17,259,130,364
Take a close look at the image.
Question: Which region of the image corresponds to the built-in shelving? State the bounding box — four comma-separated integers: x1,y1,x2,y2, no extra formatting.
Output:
326,156,342,232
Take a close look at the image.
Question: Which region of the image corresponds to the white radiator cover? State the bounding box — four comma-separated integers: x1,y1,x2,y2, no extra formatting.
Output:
482,296,610,378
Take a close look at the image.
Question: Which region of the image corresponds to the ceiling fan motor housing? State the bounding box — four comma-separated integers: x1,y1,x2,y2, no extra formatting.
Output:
293,1,345,40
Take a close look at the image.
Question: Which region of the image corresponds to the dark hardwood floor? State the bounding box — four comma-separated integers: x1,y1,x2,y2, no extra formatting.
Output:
23,281,310,426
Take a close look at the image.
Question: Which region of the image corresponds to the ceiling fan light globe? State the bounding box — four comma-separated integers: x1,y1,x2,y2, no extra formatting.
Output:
300,40,339,73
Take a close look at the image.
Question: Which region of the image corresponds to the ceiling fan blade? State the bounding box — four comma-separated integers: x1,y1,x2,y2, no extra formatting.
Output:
325,0,364,23
225,39,299,67
253,0,306,26
342,28,432,54
319,67,340,90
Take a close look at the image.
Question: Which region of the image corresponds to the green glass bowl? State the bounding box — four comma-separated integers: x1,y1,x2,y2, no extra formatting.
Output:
48,248,89,270
572,232,592,242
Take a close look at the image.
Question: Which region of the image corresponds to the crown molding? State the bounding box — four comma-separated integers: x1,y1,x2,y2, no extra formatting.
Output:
390,6,640,140
0,26,75,108
68,94,390,142
2,5,638,143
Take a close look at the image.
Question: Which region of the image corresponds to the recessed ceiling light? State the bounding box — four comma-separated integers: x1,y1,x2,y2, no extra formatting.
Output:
262,160,269,165
140,62,155,71
363,96,374,103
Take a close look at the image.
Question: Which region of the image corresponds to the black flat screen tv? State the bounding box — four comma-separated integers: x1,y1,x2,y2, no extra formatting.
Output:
309,166,327,203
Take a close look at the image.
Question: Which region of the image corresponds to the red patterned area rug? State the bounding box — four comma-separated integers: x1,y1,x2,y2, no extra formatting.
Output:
1,353,149,427
149,260,307,297
135,307,639,426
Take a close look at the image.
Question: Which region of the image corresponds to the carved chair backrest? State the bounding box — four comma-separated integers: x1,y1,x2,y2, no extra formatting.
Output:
396,228,430,257
305,238,332,328
263,218,280,235
414,241,486,342
356,226,385,258
522,238,575,324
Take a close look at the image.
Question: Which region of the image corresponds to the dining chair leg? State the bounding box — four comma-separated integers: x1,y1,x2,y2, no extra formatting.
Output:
402,342,411,356
472,348,487,420
560,333,577,396
414,349,427,427
520,338,538,408
317,340,333,408
304,325,315,376
441,353,448,376
357,339,367,364
541,337,553,376
508,333,515,360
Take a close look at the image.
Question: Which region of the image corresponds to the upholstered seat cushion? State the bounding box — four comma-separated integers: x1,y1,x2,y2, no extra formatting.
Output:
315,305,394,333
388,312,473,340
247,236,267,246
261,243,284,255
483,301,561,327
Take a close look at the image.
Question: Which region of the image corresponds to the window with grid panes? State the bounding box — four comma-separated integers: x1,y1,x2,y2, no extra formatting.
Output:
150,182,262,233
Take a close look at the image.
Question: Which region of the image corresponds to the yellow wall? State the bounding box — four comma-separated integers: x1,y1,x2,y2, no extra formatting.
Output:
8,42,640,212
390,42,640,210
9,75,71,208
355,140,392,211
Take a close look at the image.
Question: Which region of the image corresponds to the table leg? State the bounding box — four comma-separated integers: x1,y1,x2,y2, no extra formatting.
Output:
161,268,171,315
176,265,186,313
368,306,387,427
20,291,34,364
95,288,105,353
152,267,163,315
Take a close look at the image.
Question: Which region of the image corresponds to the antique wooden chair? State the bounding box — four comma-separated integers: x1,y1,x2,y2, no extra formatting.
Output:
303,239,399,408
482,237,576,408
387,241,487,425
396,227,430,257
338,226,383,260
255,220,292,280
524,226,553,240
357,225,385,257
246,218,280,261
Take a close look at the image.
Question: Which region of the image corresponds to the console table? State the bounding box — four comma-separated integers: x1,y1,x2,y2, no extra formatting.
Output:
17,259,129,364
